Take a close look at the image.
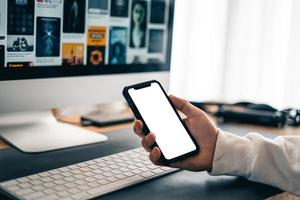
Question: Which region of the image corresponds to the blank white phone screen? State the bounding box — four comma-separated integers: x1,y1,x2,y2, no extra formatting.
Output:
128,82,197,160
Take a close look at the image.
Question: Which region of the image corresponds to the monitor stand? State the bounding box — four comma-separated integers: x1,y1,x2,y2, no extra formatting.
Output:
0,111,107,153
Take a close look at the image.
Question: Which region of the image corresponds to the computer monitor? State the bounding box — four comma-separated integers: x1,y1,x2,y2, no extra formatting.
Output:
0,0,175,152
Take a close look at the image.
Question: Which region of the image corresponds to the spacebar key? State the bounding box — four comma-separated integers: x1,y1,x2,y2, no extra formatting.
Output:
87,175,142,195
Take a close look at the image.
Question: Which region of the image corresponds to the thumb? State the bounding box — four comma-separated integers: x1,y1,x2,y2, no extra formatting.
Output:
169,95,201,118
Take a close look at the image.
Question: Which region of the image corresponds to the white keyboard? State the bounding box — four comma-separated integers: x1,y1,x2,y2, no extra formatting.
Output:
0,147,178,200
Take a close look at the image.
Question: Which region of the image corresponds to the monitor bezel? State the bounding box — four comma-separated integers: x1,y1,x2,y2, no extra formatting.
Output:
0,0,175,81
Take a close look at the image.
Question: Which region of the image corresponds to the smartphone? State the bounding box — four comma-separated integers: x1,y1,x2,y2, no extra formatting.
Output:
123,80,199,163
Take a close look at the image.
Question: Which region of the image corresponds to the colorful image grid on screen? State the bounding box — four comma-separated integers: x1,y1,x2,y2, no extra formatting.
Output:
0,0,171,68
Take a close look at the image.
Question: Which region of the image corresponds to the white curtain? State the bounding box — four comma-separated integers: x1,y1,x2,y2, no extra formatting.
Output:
169,0,300,109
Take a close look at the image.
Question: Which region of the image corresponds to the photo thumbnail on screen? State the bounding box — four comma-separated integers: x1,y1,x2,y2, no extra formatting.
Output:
87,26,107,66
62,43,84,66
88,0,108,15
150,0,166,24
7,0,35,35
63,0,86,33
36,17,61,57
110,0,129,17
7,35,34,52
109,27,127,65
130,0,147,48
148,29,164,53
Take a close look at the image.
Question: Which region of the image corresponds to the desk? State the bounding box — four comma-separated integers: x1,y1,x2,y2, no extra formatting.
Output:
0,115,300,200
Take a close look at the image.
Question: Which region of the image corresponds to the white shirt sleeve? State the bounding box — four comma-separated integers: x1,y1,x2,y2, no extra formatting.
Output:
210,130,300,196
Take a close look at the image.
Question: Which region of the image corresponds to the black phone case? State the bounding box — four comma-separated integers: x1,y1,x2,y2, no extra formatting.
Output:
122,80,199,164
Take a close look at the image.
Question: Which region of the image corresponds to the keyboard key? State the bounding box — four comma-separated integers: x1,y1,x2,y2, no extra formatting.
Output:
17,177,29,183
87,182,100,188
70,169,81,175
1,180,17,187
73,174,85,179
95,174,104,179
111,169,122,175
23,191,45,200
37,194,59,200
7,185,21,192
43,188,55,195
74,179,86,185
28,175,40,180
77,162,88,167
104,160,115,165
115,174,126,179
93,169,103,174
63,177,76,182
32,185,45,191
57,191,70,197
96,160,106,166
78,185,90,191
58,168,69,172
148,165,159,169
39,172,50,177
41,177,53,183
120,167,130,172
124,171,135,177
97,179,109,185
88,164,99,170
86,160,96,165
31,180,43,186
106,177,118,182
54,185,66,192
18,182,32,189
140,167,149,172
153,169,164,174
87,176,142,195
49,170,60,175
83,171,94,177
15,188,34,196
84,177,96,183
132,169,143,174
67,165,79,170
43,182,55,188
101,167,111,172
61,172,72,177
51,174,63,179
67,187,80,194
65,182,76,189
53,179,66,185
103,172,114,177
140,171,155,178
79,167,90,172
71,192,89,200
110,164,119,169
128,165,138,170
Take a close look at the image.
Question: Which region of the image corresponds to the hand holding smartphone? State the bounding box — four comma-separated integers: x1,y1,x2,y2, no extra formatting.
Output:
123,80,199,164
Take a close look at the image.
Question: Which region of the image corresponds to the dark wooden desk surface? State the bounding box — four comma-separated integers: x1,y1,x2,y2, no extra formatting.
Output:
0,113,299,200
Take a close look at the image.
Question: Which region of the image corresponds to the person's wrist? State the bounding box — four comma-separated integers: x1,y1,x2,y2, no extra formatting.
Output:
207,128,220,172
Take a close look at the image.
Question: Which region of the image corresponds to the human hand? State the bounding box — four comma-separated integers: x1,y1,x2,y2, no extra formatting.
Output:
133,95,219,171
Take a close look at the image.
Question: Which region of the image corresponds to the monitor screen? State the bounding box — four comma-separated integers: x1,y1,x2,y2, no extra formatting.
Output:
0,0,174,81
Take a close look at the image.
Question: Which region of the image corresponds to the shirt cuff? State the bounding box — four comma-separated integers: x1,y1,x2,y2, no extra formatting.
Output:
210,130,255,178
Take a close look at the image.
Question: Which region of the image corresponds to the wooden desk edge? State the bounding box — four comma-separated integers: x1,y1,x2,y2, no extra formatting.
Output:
1,113,300,150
